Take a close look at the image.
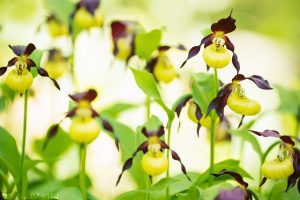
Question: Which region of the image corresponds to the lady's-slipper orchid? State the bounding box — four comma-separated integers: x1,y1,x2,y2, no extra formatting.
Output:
207,74,272,126
44,89,119,147
180,11,240,73
249,130,300,192
44,49,69,79
0,43,60,93
110,20,139,63
116,125,190,185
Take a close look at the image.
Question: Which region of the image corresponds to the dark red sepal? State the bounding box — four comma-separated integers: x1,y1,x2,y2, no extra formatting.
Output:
69,89,97,103
211,10,236,34
211,169,248,188
43,124,60,150
207,83,234,121
141,125,165,138
180,34,214,68
35,67,60,90
116,141,149,185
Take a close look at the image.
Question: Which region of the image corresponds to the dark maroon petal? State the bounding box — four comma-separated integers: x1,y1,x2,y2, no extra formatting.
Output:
232,53,240,74
69,89,97,102
207,84,233,121
24,43,36,56
286,173,297,192
36,67,61,90
101,118,120,150
174,95,192,118
195,105,203,137
232,74,246,82
249,130,281,138
116,141,149,185
9,45,26,56
0,67,7,76
280,136,295,146
158,45,171,52
159,140,169,149
43,124,60,150
215,187,248,200
259,177,267,187
156,125,165,138
66,108,77,118
145,57,158,74
102,119,114,132
6,57,18,67
91,108,99,118
26,59,36,68
246,75,272,90
180,34,213,68
170,150,191,181
237,115,245,129
111,21,128,42
211,169,248,188
224,36,235,52
79,0,100,15
211,10,236,34
141,127,151,138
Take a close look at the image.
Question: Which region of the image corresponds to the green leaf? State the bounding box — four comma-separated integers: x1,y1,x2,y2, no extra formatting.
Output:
176,186,202,200
33,128,73,159
275,85,300,116
199,182,233,200
29,180,63,195
116,173,199,200
228,129,263,159
44,0,75,25
56,187,82,200
135,29,162,61
130,68,174,119
0,127,20,179
191,73,216,114
195,159,252,188
100,102,138,118
62,174,92,189
268,180,300,200
131,68,162,100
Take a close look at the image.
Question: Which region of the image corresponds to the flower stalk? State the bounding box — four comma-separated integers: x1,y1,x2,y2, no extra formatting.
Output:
80,144,87,200
19,89,29,197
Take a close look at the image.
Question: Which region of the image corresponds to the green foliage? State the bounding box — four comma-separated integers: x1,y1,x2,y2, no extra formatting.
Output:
0,127,20,179
56,187,82,200
135,29,162,61
100,102,138,118
191,73,216,114
29,49,44,77
33,127,73,159
276,85,300,116
195,159,252,188
130,68,174,119
228,129,263,159
44,0,75,25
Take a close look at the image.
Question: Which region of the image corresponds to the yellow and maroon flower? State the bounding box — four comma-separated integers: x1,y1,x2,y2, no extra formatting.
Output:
0,43,60,91
110,20,139,63
116,125,190,185
180,11,240,73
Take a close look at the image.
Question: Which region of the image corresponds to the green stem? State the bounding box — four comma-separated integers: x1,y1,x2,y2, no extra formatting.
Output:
19,89,29,197
209,69,219,183
79,144,87,200
146,176,151,200
166,119,174,200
